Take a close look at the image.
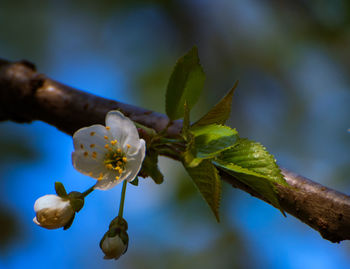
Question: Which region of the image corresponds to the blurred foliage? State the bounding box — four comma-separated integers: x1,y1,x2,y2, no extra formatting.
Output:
0,126,38,251
0,135,38,163
0,208,21,253
125,229,254,269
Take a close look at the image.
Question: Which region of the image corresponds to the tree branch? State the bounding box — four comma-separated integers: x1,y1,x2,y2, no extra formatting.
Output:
1,58,349,243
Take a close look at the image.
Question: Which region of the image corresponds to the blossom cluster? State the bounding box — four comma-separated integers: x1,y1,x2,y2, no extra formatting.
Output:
33,111,146,259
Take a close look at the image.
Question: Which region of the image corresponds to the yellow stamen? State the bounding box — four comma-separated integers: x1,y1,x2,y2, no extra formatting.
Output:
97,173,103,181
118,168,123,174
92,152,97,158
84,151,88,157
117,149,122,153
106,164,113,169
122,157,127,162
126,144,131,148
80,144,84,149
106,126,110,130
115,176,120,180
90,144,95,148
104,135,108,140
111,140,117,145
88,172,93,177
90,131,95,136
104,144,109,149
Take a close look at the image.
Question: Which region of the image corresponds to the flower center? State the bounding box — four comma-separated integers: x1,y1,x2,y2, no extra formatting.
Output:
104,149,127,175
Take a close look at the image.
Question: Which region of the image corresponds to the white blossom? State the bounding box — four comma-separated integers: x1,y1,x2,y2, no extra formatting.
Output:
33,194,74,229
72,110,146,190
101,234,127,260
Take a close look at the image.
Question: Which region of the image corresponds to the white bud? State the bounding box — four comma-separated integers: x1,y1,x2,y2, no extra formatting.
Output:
101,234,127,260
33,194,74,229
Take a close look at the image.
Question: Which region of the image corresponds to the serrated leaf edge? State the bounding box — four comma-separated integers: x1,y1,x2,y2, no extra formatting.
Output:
165,46,205,120
214,159,286,216
190,123,238,135
184,160,222,222
186,124,238,165
192,80,238,127
220,138,287,186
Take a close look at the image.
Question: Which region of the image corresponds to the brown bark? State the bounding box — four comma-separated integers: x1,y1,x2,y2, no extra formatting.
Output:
1,58,349,243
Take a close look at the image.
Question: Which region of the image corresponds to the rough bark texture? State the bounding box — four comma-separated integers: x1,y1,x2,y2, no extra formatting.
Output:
1,58,349,243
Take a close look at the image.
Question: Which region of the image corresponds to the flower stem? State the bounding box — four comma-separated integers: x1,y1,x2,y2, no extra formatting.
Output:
82,185,95,197
118,180,127,218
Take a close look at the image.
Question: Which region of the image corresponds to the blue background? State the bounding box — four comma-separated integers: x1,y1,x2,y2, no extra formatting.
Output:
0,1,349,268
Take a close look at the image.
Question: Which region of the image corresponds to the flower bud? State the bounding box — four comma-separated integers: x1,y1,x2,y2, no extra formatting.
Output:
100,232,128,260
33,194,75,229
100,216,129,260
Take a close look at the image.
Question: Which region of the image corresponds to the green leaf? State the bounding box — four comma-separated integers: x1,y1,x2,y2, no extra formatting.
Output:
184,160,221,222
69,198,84,212
192,81,238,128
181,101,198,166
215,161,283,214
215,138,287,215
219,139,287,185
140,150,164,184
183,134,200,167
63,214,75,230
186,124,238,167
166,46,205,120
134,122,157,136
55,182,67,198
67,191,85,212
129,177,139,186
181,101,191,140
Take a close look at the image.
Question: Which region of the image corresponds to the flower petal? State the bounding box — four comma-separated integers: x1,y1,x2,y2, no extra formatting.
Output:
101,235,127,260
72,125,110,178
33,217,40,226
124,139,146,182
72,150,108,178
33,194,75,229
105,111,140,148
94,139,145,189
122,138,142,156
94,172,124,190
34,195,68,212
72,111,146,191
73,124,111,150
